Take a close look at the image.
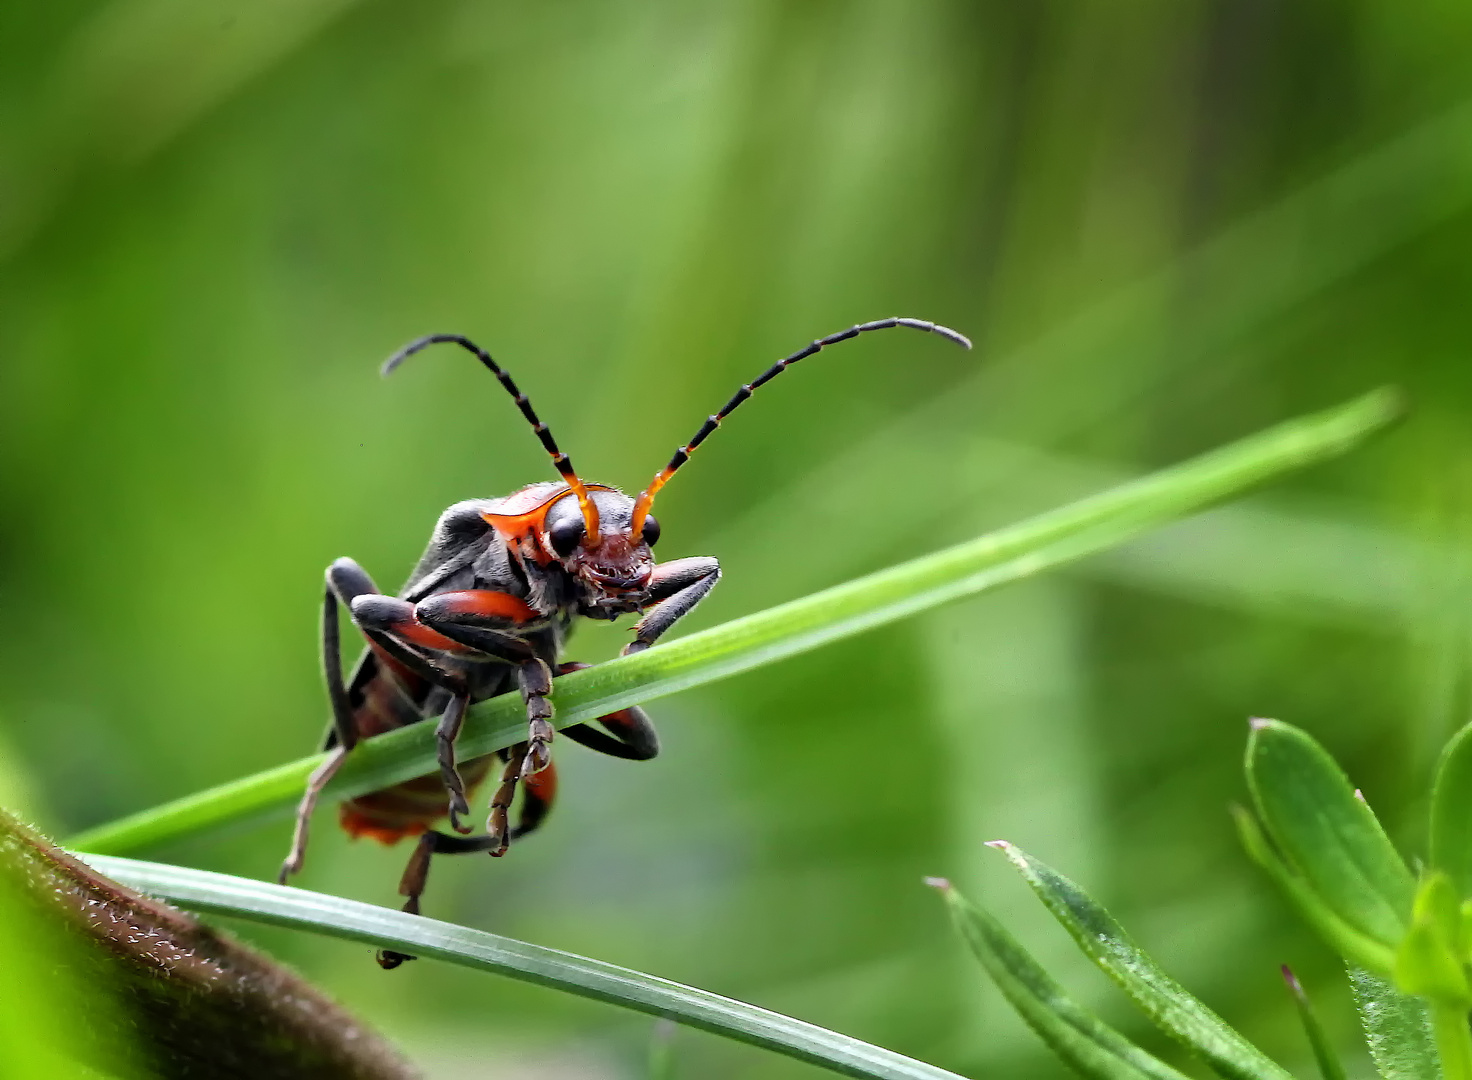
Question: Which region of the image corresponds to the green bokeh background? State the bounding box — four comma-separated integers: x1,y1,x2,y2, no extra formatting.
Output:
4,4,1472,1077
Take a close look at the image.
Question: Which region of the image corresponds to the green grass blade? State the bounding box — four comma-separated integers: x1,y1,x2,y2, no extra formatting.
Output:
1431,723,1472,899
928,878,1191,1080
989,842,1293,1080
1245,719,1415,952
80,854,966,1080
1348,967,1442,1080
1281,966,1349,1080
70,390,1400,857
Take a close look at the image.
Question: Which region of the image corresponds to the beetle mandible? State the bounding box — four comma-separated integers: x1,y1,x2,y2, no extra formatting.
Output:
278,317,971,967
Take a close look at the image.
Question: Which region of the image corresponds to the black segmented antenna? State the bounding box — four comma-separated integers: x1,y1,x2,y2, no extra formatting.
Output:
383,334,603,542
629,317,971,534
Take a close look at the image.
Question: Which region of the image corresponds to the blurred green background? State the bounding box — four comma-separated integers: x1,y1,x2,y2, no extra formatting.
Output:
4,3,1472,1077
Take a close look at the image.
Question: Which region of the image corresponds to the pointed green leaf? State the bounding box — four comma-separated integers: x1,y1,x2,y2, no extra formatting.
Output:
1234,807,1397,973
1348,967,1441,1080
1396,874,1472,1007
82,854,965,1080
989,842,1292,1080
928,879,1190,1080
1431,723,1472,900
1281,966,1348,1080
1245,720,1414,951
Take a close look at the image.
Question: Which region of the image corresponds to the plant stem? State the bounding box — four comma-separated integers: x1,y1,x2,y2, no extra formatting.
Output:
1433,1004,1472,1080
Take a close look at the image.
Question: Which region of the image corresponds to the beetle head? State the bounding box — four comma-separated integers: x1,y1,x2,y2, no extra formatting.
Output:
541,489,659,608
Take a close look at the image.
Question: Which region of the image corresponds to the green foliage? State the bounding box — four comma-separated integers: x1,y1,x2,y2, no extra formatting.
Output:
987,843,1291,1080
1348,968,1441,1080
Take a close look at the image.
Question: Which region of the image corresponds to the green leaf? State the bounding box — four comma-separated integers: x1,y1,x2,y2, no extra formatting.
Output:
989,842,1293,1080
80,854,966,1080
69,390,1400,858
1234,807,1398,973
1245,719,1414,952
1348,967,1442,1080
1396,873,1472,1007
1431,723,1472,900
927,878,1191,1080
1281,966,1348,1080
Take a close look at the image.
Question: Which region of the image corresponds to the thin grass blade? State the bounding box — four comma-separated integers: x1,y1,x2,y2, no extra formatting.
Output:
989,842,1293,1080
1281,966,1348,1080
81,854,966,1080
928,878,1191,1080
70,390,1400,857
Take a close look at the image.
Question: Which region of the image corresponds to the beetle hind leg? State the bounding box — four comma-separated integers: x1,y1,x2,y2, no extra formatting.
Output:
376,828,509,969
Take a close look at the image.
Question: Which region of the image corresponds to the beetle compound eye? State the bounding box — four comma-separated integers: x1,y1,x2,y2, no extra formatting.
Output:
549,517,585,557
641,514,661,547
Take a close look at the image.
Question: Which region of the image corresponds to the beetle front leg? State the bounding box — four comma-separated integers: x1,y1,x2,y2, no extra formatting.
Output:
624,556,721,656
483,658,555,854
555,662,660,760
280,558,382,884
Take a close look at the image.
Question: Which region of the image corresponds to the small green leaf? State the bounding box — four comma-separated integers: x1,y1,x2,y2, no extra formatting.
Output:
1245,720,1414,951
927,878,1190,1080
1348,967,1441,1080
1431,723,1472,900
989,842,1293,1080
83,854,965,1080
1281,966,1348,1080
1233,807,1397,973
1395,874,1472,1007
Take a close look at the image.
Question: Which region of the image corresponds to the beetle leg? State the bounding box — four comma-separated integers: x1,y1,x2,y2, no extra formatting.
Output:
435,692,474,834
482,658,557,853
279,558,380,884
377,827,513,969
554,662,660,760
623,556,720,655
485,742,527,856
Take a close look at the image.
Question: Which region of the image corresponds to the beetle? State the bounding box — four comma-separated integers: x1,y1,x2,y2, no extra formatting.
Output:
277,317,970,967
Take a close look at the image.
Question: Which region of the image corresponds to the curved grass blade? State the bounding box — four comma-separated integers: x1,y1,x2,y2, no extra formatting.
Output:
1431,722,1472,899
1281,966,1348,1080
70,390,1400,857
927,878,1190,1080
80,854,966,1080
988,842,1293,1080
1348,967,1442,1080
1245,720,1414,952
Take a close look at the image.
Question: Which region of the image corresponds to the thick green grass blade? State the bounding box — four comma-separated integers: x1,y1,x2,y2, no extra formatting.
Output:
1430,722,1472,899
69,390,1400,857
1245,719,1414,952
1348,967,1442,1080
929,878,1190,1080
80,854,966,1080
989,842,1293,1080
